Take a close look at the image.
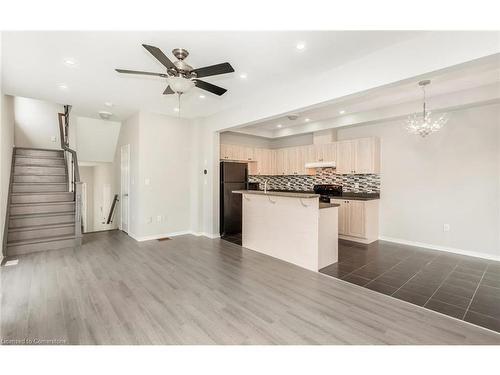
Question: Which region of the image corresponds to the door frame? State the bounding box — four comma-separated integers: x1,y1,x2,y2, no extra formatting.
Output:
120,144,130,233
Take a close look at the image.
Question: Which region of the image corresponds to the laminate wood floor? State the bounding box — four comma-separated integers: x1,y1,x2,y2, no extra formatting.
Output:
1,230,499,344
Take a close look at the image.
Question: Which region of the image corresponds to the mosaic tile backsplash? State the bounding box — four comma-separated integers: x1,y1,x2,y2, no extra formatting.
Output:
249,168,380,193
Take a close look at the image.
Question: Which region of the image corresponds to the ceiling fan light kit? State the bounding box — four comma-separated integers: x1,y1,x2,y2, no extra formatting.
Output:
115,44,234,98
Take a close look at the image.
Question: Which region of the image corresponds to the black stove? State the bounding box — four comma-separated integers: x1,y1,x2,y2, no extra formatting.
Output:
313,184,343,203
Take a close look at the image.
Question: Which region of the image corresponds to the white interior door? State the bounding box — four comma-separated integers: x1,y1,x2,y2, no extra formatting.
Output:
120,144,130,233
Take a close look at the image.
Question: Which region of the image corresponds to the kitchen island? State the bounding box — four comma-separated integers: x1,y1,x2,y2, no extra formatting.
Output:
232,190,339,272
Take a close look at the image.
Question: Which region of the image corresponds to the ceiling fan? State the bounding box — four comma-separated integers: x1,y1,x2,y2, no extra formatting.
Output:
115,44,234,96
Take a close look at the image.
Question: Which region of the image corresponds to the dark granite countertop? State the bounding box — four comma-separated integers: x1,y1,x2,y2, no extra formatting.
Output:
319,202,340,209
252,189,380,201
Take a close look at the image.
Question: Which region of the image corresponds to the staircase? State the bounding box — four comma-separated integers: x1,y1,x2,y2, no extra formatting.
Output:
5,147,81,256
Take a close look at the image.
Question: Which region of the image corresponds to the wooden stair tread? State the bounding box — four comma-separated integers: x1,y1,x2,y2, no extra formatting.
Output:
12,182,67,185
10,201,75,207
15,155,64,160
7,234,76,246
11,192,73,195
9,211,75,219
8,222,75,233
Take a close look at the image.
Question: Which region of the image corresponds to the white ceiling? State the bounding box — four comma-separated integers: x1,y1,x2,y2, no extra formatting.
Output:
1,31,425,120
234,54,500,137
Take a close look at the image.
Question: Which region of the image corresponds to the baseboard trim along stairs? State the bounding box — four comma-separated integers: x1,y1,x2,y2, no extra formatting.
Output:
5,147,81,256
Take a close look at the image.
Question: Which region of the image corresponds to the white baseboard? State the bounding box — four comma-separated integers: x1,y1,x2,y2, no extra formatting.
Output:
192,232,220,239
379,236,500,262
130,230,192,242
130,230,220,242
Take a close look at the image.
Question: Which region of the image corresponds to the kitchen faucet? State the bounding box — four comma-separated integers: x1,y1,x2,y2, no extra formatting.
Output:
264,180,268,194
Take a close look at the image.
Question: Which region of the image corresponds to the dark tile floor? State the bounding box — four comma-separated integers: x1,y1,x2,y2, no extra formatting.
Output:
221,232,242,246
320,239,500,334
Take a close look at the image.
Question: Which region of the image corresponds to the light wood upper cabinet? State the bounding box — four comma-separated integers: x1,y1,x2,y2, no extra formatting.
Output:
354,137,379,174
220,144,254,162
336,141,355,174
275,149,287,175
250,148,276,175
336,137,380,174
221,136,379,176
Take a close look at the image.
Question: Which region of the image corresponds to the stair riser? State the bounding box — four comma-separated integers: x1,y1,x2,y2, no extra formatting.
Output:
9,214,75,228
8,226,75,242
14,175,67,183
15,157,65,167
15,149,64,158
11,193,74,204
7,238,79,256
14,166,66,176
10,203,75,215
12,183,68,193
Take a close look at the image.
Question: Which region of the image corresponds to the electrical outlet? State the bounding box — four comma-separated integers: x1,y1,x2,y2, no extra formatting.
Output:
147,217,152,224
354,182,359,188
156,215,162,223
51,136,57,142
145,178,150,186
443,224,450,232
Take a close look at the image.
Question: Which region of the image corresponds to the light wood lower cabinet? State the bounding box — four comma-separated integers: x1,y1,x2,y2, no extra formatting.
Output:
331,198,379,244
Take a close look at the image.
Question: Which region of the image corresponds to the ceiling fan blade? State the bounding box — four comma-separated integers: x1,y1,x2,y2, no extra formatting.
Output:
116,69,167,77
163,86,175,95
194,79,227,96
142,44,176,70
191,62,234,78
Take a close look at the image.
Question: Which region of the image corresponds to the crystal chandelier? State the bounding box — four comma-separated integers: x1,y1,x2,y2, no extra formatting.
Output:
405,80,448,137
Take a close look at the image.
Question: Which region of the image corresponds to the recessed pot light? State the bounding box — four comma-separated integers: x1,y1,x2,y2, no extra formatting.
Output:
199,94,206,99
104,102,113,107
296,42,306,50
239,73,247,79
58,83,68,90
305,118,311,122
276,124,283,128
174,107,180,112
339,110,346,114
64,58,77,66
98,111,112,120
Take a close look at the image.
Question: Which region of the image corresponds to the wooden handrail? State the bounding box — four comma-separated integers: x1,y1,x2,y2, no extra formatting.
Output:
58,107,82,241
106,194,120,224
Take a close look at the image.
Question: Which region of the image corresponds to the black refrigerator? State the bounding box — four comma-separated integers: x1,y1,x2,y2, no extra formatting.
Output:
220,161,248,236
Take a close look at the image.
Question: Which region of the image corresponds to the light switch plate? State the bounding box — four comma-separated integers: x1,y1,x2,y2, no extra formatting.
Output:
51,136,57,142
145,178,150,185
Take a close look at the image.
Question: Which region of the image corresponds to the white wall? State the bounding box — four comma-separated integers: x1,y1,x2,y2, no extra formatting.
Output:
337,103,500,259
113,111,195,240
76,116,121,162
13,96,63,149
220,131,271,148
1,31,16,256
220,131,313,149
136,112,194,238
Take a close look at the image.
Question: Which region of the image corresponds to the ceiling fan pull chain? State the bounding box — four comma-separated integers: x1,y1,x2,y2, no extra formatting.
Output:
178,93,181,118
